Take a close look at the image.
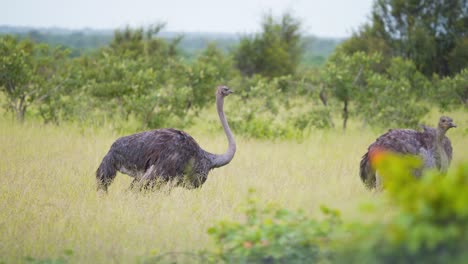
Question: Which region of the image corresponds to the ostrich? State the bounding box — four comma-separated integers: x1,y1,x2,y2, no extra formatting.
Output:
360,116,456,189
96,85,236,192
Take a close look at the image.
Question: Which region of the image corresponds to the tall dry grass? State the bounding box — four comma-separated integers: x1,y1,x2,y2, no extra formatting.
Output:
0,111,466,263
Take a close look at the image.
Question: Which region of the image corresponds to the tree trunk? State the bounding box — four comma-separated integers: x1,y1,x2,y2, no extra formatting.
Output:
15,96,26,123
16,108,26,123
343,99,348,131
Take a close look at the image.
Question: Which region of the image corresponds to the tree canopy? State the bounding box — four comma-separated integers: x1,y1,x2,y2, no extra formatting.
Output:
342,0,468,77
0,6,467,137
234,12,303,78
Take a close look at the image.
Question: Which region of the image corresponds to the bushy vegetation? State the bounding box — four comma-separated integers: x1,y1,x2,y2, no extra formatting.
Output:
0,26,340,66
1,4,466,137
344,154,468,264
0,35,70,122
341,0,468,77
233,13,302,78
198,155,468,264
1,1,467,263
205,189,341,263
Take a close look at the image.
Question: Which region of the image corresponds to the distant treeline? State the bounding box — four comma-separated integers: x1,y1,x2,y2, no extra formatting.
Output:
0,25,342,65
1,6,466,138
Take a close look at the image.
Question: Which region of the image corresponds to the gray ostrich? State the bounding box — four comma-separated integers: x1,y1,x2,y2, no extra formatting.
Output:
96,85,236,192
360,116,456,189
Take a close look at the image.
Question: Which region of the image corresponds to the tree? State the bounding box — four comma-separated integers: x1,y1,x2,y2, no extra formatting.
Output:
341,0,468,77
233,12,303,78
323,51,429,130
73,43,189,128
0,35,69,122
188,43,236,109
358,57,429,128
69,26,236,130
434,68,468,109
109,23,181,61
322,52,381,130
448,37,468,74
339,24,394,72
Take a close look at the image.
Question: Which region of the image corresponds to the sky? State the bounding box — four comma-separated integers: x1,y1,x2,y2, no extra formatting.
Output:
1,0,374,38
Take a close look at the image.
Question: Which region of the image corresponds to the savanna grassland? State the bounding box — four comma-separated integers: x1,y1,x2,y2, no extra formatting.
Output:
0,110,467,263
1,1,467,262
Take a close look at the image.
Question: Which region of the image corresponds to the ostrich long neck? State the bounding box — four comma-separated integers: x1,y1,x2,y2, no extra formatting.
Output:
436,126,446,142
435,126,449,172
210,93,236,168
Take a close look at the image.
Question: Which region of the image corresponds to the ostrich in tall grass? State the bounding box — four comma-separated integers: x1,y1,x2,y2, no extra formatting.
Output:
96,85,236,192
360,116,456,189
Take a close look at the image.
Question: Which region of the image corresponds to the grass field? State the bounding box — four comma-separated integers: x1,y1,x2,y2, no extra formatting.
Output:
0,110,466,263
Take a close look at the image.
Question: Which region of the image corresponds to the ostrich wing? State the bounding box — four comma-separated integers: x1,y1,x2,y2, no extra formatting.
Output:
110,128,205,178
370,129,423,155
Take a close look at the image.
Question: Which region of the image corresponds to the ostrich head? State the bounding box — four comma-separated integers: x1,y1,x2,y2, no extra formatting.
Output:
216,85,233,97
438,116,456,132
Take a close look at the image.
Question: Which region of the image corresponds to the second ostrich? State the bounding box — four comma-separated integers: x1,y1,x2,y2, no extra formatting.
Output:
96,85,236,192
360,116,456,189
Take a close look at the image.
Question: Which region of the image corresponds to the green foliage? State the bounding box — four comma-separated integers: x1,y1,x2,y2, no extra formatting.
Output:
226,101,300,140
63,26,237,131
206,189,342,263
1,26,339,67
322,51,430,129
341,0,468,77
434,68,468,109
323,51,380,102
188,43,236,109
0,35,70,122
448,37,468,74
322,51,381,129
224,74,331,139
194,156,468,264
338,155,468,264
358,57,429,128
1,18,465,139
293,107,334,130
233,12,303,78
338,24,393,70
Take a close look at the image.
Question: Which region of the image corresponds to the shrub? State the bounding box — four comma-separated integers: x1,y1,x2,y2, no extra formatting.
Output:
338,155,468,264
149,157,468,263
206,189,342,263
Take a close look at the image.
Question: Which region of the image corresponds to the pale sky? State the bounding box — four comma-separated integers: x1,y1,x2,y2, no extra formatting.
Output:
1,0,374,38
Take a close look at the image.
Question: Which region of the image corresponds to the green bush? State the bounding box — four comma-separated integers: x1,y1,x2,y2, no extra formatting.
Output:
196,157,468,264
221,73,338,139
293,107,334,130
205,189,342,263
434,68,468,110
143,155,468,263
337,155,468,264
233,12,302,78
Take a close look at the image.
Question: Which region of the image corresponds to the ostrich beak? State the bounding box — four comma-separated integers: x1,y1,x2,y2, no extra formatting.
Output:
449,122,457,128
227,89,234,94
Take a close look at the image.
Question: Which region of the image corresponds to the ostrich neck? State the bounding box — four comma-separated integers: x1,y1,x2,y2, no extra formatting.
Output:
436,126,446,141
435,127,449,172
209,93,236,168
